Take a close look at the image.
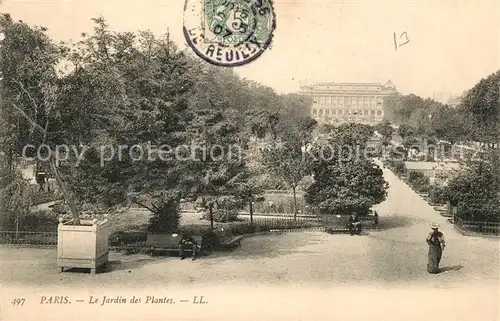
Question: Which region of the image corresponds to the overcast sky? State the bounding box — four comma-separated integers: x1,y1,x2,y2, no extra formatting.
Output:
1,0,498,100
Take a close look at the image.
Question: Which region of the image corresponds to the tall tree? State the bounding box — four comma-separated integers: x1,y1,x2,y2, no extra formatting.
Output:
59,18,199,231
262,118,317,220
305,123,388,215
429,105,465,145
0,14,85,224
458,70,500,147
442,158,500,222
375,120,394,147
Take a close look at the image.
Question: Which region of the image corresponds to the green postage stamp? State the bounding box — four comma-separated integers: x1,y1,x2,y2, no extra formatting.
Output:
183,0,276,67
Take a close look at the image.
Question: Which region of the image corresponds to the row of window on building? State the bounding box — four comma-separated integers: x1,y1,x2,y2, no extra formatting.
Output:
312,109,383,117
313,96,383,106
319,118,377,125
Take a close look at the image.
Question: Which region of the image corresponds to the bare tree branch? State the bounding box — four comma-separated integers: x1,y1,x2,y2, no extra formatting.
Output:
133,200,157,213
13,79,41,113
11,103,47,134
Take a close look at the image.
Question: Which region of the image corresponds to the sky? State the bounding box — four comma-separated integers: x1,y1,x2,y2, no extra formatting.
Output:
1,0,498,100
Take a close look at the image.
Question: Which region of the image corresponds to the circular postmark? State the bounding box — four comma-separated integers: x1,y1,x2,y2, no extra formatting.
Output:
183,0,276,67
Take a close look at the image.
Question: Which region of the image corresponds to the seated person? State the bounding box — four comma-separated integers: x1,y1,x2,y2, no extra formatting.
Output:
348,212,362,235
178,233,199,261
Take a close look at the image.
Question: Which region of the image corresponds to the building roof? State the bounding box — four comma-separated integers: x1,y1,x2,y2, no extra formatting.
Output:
301,80,396,87
383,80,396,89
300,81,397,94
311,82,383,86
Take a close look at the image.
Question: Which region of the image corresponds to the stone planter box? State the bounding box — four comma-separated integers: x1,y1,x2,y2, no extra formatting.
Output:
57,218,110,274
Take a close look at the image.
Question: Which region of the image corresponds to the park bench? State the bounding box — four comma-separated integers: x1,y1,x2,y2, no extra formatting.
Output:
219,235,244,251
109,231,147,247
324,215,378,234
146,233,214,256
325,226,351,234
209,228,245,251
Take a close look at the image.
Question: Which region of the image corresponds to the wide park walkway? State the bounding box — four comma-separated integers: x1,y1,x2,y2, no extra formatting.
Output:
1,162,499,320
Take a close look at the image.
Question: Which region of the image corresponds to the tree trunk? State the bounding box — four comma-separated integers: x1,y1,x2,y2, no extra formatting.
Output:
292,185,297,221
15,211,19,240
249,200,253,225
49,157,80,225
209,203,214,229
8,146,13,175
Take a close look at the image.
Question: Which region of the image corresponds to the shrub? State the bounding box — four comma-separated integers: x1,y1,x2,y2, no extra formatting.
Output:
31,191,63,206
19,210,59,232
202,208,239,222
48,201,69,215
109,231,148,246
385,159,406,176
147,199,181,233
306,157,388,215
407,171,430,192
416,183,430,193
392,161,406,176
428,185,447,204
178,224,213,236
389,146,408,161
249,192,310,214
228,223,266,235
443,160,500,222
201,197,241,223
0,172,33,230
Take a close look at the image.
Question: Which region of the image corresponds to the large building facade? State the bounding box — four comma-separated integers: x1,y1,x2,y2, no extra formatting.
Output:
300,80,397,125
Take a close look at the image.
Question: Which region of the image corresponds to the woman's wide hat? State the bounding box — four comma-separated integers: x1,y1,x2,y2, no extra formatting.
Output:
430,223,441,229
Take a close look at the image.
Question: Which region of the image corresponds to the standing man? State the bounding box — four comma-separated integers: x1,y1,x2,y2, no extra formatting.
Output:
34,163,47,192
426,223,445,273
179,233,199,261
373,210,379,227
348,212,362,235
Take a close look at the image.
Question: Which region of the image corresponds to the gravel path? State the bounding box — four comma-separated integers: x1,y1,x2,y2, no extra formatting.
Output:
1,165,498,320
3,165,497,287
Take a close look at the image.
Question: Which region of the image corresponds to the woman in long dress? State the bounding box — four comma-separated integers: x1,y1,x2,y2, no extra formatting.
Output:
426,223,445,273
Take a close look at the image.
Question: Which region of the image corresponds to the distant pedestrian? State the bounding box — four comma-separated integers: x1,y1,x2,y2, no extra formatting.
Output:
36,171,46,192
426,223,445,273
179,233,198,261
348,212,362,235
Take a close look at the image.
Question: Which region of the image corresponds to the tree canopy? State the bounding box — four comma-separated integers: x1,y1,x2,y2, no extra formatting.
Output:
261,117,317,219
0,15,313,229
442,158,500,222
383,70,500,147
305,123,388,215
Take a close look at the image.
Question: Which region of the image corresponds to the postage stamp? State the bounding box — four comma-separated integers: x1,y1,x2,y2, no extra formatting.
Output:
183,0,276,67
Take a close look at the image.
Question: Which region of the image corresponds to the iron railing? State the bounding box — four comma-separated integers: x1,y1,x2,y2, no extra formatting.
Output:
0,230,58,247
453,215,500,236
0,215,381,247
